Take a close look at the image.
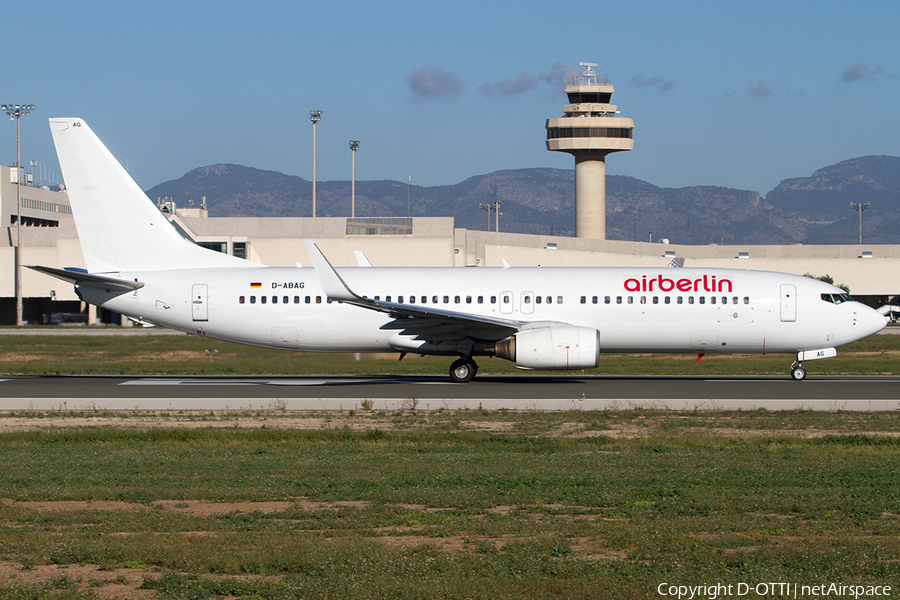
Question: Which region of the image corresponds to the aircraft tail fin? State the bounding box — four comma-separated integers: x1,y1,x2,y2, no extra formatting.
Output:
49,118,251,273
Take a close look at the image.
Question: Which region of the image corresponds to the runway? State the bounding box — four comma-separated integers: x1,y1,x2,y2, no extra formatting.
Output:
1,374,898,411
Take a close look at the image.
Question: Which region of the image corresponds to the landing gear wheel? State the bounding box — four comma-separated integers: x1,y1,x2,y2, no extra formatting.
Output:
790,365,807,381
449,358,478,383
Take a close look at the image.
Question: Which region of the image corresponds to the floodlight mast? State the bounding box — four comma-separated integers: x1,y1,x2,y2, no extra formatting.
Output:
309,110,322,217
2,103,35,326
850,201,870,245
350,140,360,218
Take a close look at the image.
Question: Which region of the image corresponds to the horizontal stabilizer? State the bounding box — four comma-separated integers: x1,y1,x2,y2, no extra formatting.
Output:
27,265,144,292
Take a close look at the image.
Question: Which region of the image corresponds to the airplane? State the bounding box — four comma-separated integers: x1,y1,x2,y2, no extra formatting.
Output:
30,118,887,383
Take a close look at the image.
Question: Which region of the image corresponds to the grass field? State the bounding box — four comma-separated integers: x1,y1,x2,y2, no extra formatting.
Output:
0,410,898,599
0,331,899,377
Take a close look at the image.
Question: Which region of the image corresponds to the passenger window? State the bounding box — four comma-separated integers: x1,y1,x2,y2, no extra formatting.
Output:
688,297,694,304
640,296,646,304
283,296,289,304
664,297,670,304
466,296,472,304
432,296,438,304
305,296,311,304
374,296,380,301
592,296,598,304
677,296,683,304
421,296,427,304
616,296,622,304
501,295,509,304
524,296,531,304
477,296,484,304
443,296,449,304
316,296,322,304
490,296,496,304
455,296,461,304
409,296,415,304
536,296,542,304
250,296,256,304
605,296,611,304
547,296,553,304
558,296,563,304
710,297,716,305
385,295,391,302
743,297,750,304
627,297,633,304
700,297,706,305
239,296,245,304
327,298,333,304
294,296,299,304
653,296,659,304
399,296,405,303
732,297,738,305
261,296,267,304
721,297,727,305
580,296,586,304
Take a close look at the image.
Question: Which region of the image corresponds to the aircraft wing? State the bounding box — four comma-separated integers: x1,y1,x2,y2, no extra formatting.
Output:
304,241,523,340
27,265,144,292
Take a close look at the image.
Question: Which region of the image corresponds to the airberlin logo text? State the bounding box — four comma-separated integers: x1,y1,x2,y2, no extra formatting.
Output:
624,275,733,294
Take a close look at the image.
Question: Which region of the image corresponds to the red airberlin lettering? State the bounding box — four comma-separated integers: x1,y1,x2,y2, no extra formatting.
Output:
623,275,733,293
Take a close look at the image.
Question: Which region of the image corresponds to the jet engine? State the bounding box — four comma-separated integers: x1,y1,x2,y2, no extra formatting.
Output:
494,326,600,370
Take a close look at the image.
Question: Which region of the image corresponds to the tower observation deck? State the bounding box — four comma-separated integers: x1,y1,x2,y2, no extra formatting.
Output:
546,62,634,239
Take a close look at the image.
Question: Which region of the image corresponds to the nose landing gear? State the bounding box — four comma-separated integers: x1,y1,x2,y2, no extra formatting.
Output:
449,357,478,383
790,361,807,381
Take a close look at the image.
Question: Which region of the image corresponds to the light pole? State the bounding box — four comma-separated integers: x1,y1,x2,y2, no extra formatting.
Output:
479,203,492,231
850,201,870,245
493,200,501,234
349,140,360,218
309,110,322,217
2,103,34,326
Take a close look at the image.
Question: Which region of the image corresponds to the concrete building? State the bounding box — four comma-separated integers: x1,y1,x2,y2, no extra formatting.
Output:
2,188,899,324
546,62,634,240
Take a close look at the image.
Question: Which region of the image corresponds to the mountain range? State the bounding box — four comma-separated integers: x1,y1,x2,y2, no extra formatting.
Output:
146,155,900,245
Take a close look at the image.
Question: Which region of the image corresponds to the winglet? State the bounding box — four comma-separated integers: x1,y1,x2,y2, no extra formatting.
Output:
304,241,361,302
354,250,373,267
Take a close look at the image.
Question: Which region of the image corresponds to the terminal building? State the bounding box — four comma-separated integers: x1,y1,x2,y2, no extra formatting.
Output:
2,63,899,325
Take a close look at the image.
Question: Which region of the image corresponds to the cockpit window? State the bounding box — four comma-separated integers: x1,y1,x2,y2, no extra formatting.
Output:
821,293,854,305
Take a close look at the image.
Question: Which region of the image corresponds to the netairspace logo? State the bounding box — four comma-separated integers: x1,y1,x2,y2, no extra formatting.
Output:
657,582,892,599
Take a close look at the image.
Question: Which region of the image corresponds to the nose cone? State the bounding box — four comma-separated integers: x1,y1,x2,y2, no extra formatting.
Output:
861,305,889,338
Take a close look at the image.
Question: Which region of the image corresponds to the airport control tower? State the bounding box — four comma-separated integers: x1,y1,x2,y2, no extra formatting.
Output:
546,62,634,239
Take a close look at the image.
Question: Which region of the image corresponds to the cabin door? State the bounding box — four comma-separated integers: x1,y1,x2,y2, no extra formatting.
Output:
192,284,208,322
780,284,797,322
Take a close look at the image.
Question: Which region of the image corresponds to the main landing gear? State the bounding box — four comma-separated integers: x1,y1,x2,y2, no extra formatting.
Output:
790,361,807,381
449,357,478,383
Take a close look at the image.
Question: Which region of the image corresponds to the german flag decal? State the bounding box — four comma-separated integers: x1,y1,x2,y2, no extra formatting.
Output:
250,282,262,289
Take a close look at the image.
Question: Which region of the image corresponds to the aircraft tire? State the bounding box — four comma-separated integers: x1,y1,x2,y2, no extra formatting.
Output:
790,366,807,381
449,358,477,383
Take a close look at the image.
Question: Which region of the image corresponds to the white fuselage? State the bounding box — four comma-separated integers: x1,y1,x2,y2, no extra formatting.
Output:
81,266,886,357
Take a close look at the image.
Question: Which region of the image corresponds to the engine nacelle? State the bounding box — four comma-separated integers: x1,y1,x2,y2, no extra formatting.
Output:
495,326,600,370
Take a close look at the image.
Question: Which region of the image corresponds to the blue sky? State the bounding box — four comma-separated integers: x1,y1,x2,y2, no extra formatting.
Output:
2,0,898,196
